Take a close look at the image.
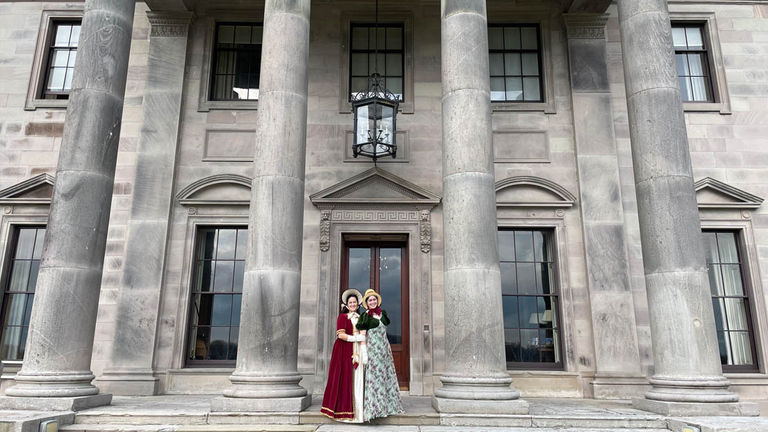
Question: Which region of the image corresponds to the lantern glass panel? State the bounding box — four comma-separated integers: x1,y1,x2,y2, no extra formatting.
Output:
379,104,394,145
355,104,372,145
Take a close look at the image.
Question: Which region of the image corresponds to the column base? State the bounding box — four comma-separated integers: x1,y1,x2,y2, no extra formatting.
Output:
0,393,111,411
432,373,528,414
633,398,759,416
94,369,159,396
210,394,311,413
591,374,650,399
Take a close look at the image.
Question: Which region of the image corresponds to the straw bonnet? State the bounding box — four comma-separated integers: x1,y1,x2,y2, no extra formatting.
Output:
341,288,363,306
362,289,382,308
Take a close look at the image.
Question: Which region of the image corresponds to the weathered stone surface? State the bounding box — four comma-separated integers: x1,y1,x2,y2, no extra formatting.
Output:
3,0,136,402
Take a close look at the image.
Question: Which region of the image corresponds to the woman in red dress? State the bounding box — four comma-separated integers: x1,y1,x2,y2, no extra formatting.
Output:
321,288,367,422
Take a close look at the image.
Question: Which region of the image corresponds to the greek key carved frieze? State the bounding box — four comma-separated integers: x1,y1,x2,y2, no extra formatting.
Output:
330,210,419,222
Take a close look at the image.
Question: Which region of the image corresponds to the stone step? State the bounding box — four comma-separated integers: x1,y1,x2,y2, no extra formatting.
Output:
61,425,673,432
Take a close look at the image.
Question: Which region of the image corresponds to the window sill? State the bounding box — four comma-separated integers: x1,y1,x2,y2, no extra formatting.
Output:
198,100,259,112
492,100,555,114
684,101,731,115
24,99,69,111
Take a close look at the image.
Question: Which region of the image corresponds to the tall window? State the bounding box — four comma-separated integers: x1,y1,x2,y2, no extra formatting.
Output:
210,23,263,101
499,229,561,369
704,231,758,371
488,24,543,102
43,21,80,99
187,227,247,365
673,23,714,103
349,23,404,101
1,227,45,361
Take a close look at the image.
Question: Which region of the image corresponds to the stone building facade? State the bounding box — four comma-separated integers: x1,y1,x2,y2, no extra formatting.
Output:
0,0,767,414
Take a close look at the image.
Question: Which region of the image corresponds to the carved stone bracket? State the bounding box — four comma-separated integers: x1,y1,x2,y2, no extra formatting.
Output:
419,210,431,253
319,210,331,252
147,11,193,38
563,13,608,40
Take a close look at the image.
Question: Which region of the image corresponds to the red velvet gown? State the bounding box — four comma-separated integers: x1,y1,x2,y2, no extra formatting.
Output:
321,313,356,419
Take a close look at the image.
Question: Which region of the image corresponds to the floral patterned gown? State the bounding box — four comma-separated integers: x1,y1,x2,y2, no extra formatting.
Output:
358,310,404,421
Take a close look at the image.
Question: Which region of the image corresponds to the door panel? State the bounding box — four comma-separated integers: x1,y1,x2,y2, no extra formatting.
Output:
342,240,409,389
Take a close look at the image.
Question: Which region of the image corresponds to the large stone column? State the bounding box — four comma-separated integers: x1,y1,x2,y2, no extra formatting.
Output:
563,14,645,399
432,0,527,414
211,0,311,413
616,0,755,416
1,0,135,411
96,11,192,396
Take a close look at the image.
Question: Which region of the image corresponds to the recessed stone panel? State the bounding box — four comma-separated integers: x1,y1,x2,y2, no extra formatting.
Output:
203,129,255,162
493,130,550,163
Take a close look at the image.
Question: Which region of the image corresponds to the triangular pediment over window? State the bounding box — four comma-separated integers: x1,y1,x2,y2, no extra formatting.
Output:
694,177,763,209
0,173,54,204
176,174,252,206
310,167,441,207
496,176,576,208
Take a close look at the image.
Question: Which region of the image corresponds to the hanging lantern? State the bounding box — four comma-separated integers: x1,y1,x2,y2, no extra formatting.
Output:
351,75,399,162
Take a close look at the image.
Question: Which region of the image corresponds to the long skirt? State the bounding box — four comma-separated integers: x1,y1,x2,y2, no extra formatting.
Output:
363,324,405,421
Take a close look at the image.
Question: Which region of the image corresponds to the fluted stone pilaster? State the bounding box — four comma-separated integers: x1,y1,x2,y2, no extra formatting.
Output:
1,0,135,411
211,0,312,413
616,0,756,416
96,11,192,397
432,0,527,414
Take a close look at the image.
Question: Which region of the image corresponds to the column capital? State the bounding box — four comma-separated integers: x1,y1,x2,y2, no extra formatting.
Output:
147,11,193,38
563,13,608,40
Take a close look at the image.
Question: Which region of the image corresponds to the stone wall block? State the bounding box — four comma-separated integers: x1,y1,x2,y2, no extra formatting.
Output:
442,172,498,269
583,223,632,292
634,175,706,273
442,91,492,175
441,13,489,95
572,94,615,155
578,156,624,221
568,39,610,92
249,175,305,271
589,290,641,371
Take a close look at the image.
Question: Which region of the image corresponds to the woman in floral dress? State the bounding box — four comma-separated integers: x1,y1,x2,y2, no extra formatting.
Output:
357,289,405,421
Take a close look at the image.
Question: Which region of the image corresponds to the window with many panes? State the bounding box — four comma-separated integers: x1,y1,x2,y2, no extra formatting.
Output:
488,24,543,102
349,23,404,102
704,231,758,371
42,21,80,99
499,229,561,369
1,227,45,361
187,227,246,365
673,23,714,103
210,23,263,101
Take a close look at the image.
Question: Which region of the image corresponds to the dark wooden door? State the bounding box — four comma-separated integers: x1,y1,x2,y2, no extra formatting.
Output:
341,238,409,389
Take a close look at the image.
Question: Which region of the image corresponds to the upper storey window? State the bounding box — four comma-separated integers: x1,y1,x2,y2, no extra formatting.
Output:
349,23,404,102
672,23,714,103
43,21,80,100
210,23,263,101
488,24,543,103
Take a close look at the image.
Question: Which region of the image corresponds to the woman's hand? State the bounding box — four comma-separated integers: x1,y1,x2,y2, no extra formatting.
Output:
360,330,366,336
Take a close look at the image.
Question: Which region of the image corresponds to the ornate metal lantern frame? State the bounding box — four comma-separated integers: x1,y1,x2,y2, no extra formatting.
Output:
351,73,400,161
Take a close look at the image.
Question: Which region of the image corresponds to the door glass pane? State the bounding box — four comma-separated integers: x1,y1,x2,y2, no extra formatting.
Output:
348,248,371,292
379,248,402,345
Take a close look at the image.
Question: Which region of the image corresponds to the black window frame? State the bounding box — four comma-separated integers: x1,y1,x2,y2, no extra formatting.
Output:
499,228,563,370
348,22,405,102
185,226,247,367
209,22,264,102
488,23,544,103
41,19,81,100
704,230,760,373
672,22,716,103
0,226,46,361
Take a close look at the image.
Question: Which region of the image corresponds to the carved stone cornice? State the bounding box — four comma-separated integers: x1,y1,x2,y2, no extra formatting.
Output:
563,13,609,40
147,11,193,38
